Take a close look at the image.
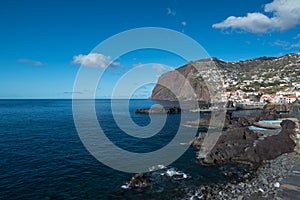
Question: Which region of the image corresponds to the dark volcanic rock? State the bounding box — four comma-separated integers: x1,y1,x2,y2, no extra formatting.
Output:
193,120,296,166
187,152,297,200
185,111,234,129
259,104,292,120
226,100,235,108
291,99,300,119
150,61,211,101
259,105,280,120
128,173,151,188
237,115,259,126
135,106,181,114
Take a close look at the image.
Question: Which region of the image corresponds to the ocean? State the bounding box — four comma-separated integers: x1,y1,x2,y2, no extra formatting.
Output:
0,99,250,199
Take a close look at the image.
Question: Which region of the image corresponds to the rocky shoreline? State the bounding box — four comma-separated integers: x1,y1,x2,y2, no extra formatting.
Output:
187,104,300,199
187,152,298,200
117,152,298,199
191,119,297,167
119,103,300,199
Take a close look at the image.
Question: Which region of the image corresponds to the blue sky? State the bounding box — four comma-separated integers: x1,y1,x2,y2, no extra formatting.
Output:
0,0,300,99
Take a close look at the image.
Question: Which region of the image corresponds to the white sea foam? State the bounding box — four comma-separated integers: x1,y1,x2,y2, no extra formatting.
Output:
149,164,167,172
161,168,189,180
121,184,129,189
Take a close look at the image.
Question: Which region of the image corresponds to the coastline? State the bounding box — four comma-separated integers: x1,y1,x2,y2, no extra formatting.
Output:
188,152,298,199
189,103,300,199
121,102,300,199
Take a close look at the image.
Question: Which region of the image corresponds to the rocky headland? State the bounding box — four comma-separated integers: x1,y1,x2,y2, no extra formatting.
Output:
150,61,211,101
150,54,300,101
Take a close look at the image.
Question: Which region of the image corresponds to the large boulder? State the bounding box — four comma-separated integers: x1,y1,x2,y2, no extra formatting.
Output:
237,115,259,126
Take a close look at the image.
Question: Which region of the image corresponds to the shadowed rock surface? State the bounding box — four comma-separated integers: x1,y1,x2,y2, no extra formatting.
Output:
291,99,300,119
150,61,211,101
192,120,297,166
128,173,151,188
184,111,235,129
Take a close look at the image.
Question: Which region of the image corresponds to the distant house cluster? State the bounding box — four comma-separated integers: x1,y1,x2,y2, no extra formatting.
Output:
225,90,300,104
220,54,300,104
190,53,300,105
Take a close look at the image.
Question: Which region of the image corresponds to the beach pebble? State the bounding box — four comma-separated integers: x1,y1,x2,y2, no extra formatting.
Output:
274,182,280,188
261,177,268,185
237,195,244,200
258,188,264,193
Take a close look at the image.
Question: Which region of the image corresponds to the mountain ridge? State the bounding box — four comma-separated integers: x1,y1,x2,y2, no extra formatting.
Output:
150,53,300,101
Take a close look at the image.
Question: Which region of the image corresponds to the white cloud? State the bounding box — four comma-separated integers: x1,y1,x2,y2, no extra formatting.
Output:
290,34,300,48
72,53,121,68
133,62,144,69
290,39,300,48
152,64,167,72
18,58,44,66
213,0,300,33
167,8,176,16
133,63,175,73
272,34,300,49
273,40,290,48
181,21,187,26
294,34,300,39
133,63,171,72
213,13,273,33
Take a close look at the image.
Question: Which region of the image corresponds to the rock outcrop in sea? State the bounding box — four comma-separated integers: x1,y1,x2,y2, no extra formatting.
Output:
135,106,181,114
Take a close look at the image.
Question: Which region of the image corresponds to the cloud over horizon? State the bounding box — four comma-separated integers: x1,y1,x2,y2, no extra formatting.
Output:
152,64,167,72
271,33,300,49
213,0,300,33
133,63,171,73
72,53,121,68
18,58,44,66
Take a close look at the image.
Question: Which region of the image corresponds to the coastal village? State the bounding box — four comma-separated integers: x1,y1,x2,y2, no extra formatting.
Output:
208,53,300,107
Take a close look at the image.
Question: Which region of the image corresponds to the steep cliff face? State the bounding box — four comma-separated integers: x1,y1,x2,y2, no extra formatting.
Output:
150,62,211,101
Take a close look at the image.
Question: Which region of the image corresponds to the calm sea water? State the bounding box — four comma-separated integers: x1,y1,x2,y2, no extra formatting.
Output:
0,99,249,199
